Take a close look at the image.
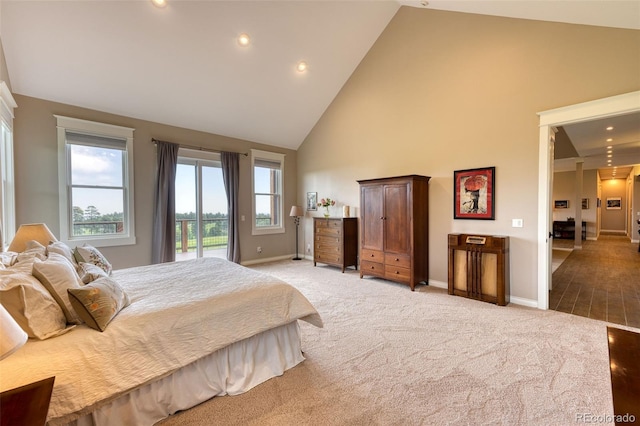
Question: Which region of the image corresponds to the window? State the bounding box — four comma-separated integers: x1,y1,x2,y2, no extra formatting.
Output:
56,115,135,247
175,149,228,261
251,149,285,235
0,82,17,249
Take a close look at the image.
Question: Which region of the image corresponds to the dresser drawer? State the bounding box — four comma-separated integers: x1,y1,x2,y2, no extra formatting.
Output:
315,226,342,237
385,266,411,283
361,249,384,263
314,239,342,253
384,253,410,269
360,260,384,278
315,251,343,265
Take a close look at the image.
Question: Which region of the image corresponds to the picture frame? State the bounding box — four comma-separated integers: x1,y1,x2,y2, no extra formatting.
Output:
453,166,495,220
554,200,569,209
582,198,589,209
306,192,318,211
606,197,622,210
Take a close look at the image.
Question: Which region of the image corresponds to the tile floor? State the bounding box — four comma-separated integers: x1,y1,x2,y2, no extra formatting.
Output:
550,234,640,328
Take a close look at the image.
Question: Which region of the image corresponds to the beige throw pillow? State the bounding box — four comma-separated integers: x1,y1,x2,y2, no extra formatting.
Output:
68,277,130,332
74,244,112,275
32,253,84,324
78,262,109,284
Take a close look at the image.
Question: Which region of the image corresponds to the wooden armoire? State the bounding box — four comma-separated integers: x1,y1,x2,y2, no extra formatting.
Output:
357,175,430,291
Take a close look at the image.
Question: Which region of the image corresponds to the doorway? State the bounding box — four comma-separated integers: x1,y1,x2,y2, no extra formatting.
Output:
537,91,640,310
175,149,228,261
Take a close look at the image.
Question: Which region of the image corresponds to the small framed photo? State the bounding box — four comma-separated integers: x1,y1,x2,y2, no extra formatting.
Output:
582,198,589,209
554,200,569,209
453,167,495,220
606,197,621,210
306,192,318,211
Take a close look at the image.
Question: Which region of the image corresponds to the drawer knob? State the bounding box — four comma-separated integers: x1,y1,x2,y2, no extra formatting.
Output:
370,254,374,257
395,271,399,274
395,258,399,261
370,266,375,269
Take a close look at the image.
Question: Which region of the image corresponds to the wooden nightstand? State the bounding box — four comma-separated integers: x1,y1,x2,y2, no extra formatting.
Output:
0,376,55,426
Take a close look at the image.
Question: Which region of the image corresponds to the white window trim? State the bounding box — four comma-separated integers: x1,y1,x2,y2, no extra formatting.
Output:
0,81,17,249
55,115,136,247
251,149,285,235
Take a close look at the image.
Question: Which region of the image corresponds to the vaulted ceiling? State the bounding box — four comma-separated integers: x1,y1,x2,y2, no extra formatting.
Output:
2,1,639,154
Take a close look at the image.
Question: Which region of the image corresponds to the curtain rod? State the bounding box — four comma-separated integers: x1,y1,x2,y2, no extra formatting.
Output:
151,138,248,157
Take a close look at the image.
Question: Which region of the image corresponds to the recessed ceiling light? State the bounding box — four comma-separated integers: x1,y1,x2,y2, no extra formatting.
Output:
606,138,613,142
606,126,614,131
296,61,308,73
607,145,613,149
238,33,250,47
151,0,167,8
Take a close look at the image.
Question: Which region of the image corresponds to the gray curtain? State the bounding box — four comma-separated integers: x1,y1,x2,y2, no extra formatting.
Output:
221,152,240,263
151,140,179,264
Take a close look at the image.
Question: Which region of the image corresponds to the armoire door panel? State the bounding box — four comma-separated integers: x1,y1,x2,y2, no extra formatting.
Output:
383,184,410,254
361,185,384,251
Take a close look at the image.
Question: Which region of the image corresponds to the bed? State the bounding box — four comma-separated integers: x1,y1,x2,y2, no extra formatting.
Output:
0,251,322,425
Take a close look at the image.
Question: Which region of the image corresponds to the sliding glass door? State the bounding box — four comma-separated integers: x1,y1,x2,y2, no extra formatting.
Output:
175,150,228,260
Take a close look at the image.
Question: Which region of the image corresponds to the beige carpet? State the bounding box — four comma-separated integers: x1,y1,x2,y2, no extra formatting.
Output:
159,259,626,425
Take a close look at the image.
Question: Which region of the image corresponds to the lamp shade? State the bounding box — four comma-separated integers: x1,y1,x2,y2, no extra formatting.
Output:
7,223,57,253
289,206,303,217
0,305,28,360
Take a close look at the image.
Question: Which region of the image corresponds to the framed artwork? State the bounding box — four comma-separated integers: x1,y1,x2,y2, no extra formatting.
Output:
606,197,621,210
306,192,317,211
582,198,589,209
453,167,495,220
554,200,569,209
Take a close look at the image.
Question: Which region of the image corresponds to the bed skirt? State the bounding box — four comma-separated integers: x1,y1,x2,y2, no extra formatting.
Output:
64,321,303,426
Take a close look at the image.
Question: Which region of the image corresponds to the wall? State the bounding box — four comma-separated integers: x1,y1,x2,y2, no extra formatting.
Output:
600,178,627,232
12,95,298,268
297,7,640,303
0,39,9,90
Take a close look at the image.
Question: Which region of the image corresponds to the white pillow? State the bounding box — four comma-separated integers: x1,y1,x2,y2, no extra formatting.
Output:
47,241,78,268
0,268,69,339
32,253,84,325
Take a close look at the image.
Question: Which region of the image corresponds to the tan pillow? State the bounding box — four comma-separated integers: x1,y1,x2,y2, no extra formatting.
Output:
78,262,109,284
0,268,69,339
68,277,130,332
32,253,84,324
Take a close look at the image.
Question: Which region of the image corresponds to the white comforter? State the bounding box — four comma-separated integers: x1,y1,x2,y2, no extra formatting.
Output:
0,258,322,424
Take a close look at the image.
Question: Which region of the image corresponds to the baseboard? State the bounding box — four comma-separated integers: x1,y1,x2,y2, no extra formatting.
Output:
427,279,538,308
241,254,297,266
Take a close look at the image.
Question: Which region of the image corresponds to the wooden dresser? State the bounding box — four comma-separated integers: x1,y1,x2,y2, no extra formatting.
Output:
357,175,430,290
313,217,358,272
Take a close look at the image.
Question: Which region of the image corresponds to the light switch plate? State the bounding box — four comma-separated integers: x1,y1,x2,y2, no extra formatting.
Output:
512,218,523,228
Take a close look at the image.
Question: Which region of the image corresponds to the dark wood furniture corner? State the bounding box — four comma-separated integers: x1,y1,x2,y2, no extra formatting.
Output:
553,220,586,240
0,376,55,426
607,326,640,425
358,175,430,291
447,234,510,306
313,217,358,272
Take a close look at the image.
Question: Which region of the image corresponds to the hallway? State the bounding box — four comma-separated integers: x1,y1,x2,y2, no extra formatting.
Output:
550,234,640,328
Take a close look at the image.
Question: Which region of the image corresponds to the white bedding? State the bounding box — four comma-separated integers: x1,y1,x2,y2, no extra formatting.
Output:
0,257,322,424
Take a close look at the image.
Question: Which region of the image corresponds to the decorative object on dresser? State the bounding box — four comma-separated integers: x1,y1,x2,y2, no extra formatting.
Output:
357,175,430,291
290,206,303,260
317,197,336,218
453,167,495,220
313,217,358,272
447,233,510,306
